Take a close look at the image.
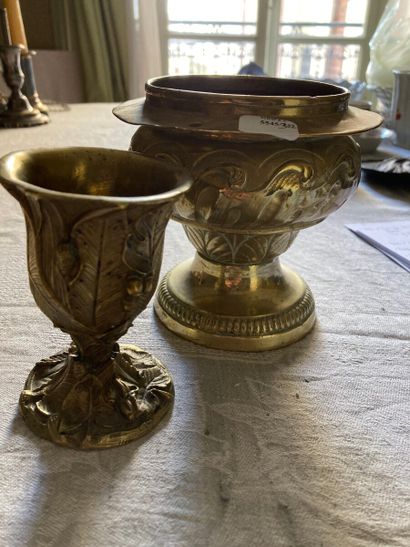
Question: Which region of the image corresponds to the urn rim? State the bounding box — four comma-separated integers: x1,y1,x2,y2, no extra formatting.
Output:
113,74,383,139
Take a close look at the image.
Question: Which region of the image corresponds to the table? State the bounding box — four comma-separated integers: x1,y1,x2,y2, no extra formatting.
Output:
0,105,409,547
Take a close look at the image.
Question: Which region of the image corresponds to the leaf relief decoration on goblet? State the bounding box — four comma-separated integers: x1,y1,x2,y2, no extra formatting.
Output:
16,190,174,448
21,194,170,350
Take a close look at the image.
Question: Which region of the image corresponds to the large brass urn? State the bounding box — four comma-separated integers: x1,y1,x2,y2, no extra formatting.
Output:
114,75,382,351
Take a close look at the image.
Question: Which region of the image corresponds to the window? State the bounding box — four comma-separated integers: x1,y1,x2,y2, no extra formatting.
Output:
159,0,261,75
158,0,388,81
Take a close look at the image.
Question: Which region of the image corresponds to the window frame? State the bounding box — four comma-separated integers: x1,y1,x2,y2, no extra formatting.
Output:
157,0,266,73
158,0,388,81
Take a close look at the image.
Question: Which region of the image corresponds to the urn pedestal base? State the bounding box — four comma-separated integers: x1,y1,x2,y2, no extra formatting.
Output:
19,344,174,450
155,254,316,351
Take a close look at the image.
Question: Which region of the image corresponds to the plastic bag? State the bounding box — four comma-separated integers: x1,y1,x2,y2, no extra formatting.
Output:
366,0,410,88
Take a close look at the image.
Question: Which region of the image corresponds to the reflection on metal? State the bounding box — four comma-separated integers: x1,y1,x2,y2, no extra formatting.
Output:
0,147,192,449
115,74,382,351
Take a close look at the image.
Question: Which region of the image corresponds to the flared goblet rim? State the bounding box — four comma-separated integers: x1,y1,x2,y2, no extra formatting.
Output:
0,146,192,205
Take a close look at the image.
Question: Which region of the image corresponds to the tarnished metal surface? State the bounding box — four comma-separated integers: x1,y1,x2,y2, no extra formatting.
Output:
122,75,378,350
114,74,382,139
0,45,48,128
0,147,191,449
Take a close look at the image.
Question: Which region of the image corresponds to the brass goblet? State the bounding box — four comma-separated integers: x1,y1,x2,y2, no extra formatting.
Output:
114,75,382,351
0,147,191,449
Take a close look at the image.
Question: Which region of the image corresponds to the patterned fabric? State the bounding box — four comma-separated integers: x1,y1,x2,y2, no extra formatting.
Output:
0,105,409,547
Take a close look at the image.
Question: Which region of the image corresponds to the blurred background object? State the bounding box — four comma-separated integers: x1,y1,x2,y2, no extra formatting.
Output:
391,70,410,149
0,0,392,103
50,0,129,102
238,61,266,75
161,0,385,81
354,127,394,154
366,0,410,89
0,0,84,105
1,1,49,115
0,1,49,126
0,43,48,126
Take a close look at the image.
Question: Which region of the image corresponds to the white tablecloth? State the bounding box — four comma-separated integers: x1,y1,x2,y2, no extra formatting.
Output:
0,105,409,547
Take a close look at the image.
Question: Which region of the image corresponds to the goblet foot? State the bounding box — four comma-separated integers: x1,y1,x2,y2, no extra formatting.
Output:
155,255,316,351
19,344,174,450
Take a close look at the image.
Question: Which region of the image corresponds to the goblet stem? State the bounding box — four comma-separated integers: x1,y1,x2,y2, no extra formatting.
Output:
71,338,117,367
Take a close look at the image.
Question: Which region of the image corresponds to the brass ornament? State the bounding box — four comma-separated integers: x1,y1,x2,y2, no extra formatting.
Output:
21,345,173,449
131,127,360,351
155,260,316,351
114,75,382,352
114,74,382,138
0,147,191,449
0,45,48,128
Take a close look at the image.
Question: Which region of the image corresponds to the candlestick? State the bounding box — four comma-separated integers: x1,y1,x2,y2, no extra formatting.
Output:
2,0,27,53
0,45,48,127
21,51,49,115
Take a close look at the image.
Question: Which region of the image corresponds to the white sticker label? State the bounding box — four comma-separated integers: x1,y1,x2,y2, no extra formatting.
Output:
238,115,299,141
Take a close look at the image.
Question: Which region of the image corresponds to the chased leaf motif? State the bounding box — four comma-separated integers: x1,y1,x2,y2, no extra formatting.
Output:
69,207,128,332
